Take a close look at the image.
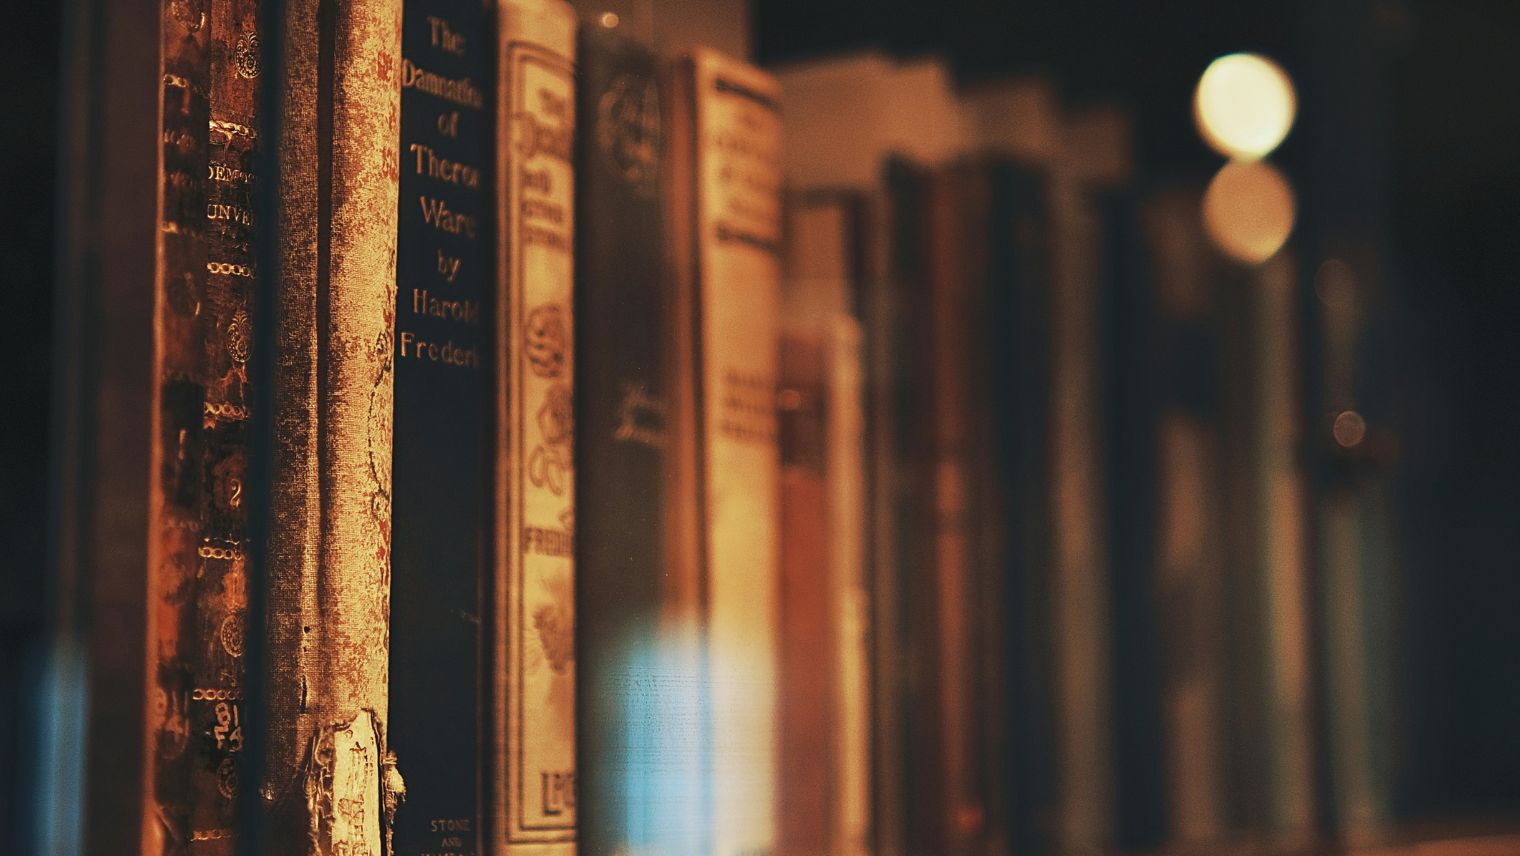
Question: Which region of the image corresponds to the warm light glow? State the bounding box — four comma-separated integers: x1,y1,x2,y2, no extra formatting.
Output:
600,11,620,28
1194,53,1297,160
1333,410,1367,448
1202,160,1296,264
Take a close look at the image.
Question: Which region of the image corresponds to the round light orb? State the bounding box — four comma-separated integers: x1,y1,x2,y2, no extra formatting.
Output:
1333,410,1367,448
1194,53,1297,160
1202,159,1296,264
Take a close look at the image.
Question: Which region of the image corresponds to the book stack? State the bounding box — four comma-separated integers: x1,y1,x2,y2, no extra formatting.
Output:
45,3,1407,856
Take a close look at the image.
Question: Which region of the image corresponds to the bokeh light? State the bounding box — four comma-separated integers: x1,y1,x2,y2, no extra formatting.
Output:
1202,159,1296,264
1194,53,1297,160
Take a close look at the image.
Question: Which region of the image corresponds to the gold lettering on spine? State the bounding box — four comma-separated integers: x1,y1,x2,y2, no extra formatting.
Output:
496,0,577,847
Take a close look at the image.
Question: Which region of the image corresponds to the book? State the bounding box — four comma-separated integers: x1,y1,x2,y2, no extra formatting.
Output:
389,0,493,853
263,0,403,852
149,0,214,847
776,327,833,855
665,46,784,856
778,192,872,856
1140,185,1232,847
491,1,578,851
573,19,673,856
181,0,263,848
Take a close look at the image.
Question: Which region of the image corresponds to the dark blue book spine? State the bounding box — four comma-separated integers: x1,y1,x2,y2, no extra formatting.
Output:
390,1,492,852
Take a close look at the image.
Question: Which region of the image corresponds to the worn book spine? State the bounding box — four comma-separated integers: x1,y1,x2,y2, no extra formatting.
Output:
492,1,578,852
150,0,212,848
389,0,492,852
184,0,262,849
264,0,403,853
573,21,670,856
667,47,785,856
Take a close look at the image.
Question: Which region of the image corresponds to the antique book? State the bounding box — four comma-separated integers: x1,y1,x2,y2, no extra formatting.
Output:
263,0,403,853
491,0,577,852
184,0,263,849
148,0,213,848
389,0,492,853
778,192,872,856
573,20,672,856
665,47,784,856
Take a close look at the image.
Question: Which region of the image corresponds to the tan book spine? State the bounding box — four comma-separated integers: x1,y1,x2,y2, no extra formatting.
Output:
265,0,402,853
826,314,872,856
493,1,578,852
668,47,784,856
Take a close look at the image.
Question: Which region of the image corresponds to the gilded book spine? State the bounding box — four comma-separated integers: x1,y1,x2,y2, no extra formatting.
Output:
150,0,211,848
669,48,784,856
389,0,492,852
573,22,667,856
265,0,402,853
184,0,261,849
493,1,577,852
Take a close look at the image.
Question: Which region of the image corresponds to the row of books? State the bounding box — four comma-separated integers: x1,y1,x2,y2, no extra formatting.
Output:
45,1,1408,856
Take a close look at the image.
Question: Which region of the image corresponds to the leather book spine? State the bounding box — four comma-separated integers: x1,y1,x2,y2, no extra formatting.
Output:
492,1,578,851
573,22,668,856
150,0,212,848
666,47,784,856
184,0,262,848
388,0,492,852
265,0,403,852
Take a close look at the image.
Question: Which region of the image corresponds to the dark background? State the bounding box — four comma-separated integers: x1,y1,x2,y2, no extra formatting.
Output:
4,0,1519,845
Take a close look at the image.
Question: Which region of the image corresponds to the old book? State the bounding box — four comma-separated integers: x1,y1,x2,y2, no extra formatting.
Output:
573,19,674,856
778,193,872,856
665,47,784,856
148,0,213,848
262,0,403,853
181,0,263,849
389,0,492,853
491,1,577,852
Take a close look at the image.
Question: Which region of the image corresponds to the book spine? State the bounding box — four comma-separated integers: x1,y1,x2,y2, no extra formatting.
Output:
184,0,262,849
265,0,402,852
1048,169,1115,851
573,22,669,856
669,48,785,856
777,327,832,856
825,314,872,856
150,0,212,847
779,193,874,856
389,0,492,852
493,1,578,852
